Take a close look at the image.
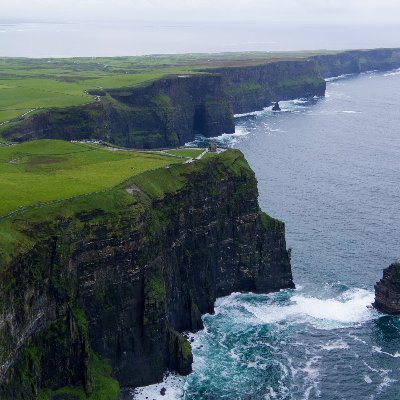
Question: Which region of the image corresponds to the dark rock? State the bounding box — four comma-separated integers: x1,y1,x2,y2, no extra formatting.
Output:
0,150,294,397
272,102,281,111
3,49,400,149
2,74,234,149
1,60,326,148
373,262,400,314
160,387,166,396
209,59,326,115
313,48,400,79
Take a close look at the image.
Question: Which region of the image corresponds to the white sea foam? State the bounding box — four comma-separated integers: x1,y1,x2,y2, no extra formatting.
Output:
325,73,355,82
269,128,286,133
241,288,376,329
234,108,267,118
212,125,250,146
131,373,185,400
377,375,397,395
291,99,309,105
372,346,400,358
383,68,400,77
301,356,321,400
320,339,349,351
348,332,368,346
265,387,278,399
362,361,397,395
364,374,373,384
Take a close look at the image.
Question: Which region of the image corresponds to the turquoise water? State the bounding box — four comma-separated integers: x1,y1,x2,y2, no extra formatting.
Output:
133,70,400,399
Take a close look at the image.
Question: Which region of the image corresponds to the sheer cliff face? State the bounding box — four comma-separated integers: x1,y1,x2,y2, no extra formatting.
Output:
2,49,400,148
105,73,235,147
211,60,326,114
314,48,400,78
1,74,235,149
374,262,400,315
0,150,294,398
1,60,325,148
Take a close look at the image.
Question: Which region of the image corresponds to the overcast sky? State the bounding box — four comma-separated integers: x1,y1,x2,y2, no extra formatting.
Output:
3,0,400,25
2,0,399,56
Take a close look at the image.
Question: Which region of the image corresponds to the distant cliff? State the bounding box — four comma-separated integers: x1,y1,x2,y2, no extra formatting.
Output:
210,59,326,114
373,262,400,314
0,150,294,399
1,59,325,148
1,74,234,149
5,48,400,148
313,48,400,78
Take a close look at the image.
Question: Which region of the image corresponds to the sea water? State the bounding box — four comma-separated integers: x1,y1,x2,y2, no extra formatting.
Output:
1,21,400,57
132,70,400,399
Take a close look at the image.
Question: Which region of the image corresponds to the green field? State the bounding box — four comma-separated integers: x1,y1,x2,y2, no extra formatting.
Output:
0,51,336,124
165,148,205,158
0,62,199,123
0,140,185,217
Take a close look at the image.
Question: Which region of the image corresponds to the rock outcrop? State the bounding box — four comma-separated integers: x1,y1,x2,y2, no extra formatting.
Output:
0,150,294,398
272,102,281,111
373,262,400,314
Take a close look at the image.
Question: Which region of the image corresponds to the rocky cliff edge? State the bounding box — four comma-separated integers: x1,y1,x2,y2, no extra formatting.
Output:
0,150,294,399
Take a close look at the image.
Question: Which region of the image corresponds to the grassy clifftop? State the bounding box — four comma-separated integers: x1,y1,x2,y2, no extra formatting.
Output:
0,147,292,399
0,51,329,135
0,143,215,264
0,140,186,217
1,48,399,148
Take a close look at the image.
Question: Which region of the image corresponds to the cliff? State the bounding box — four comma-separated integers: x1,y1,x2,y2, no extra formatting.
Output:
313,48,400,78
0,150,294,399
373,262,400,314
3,48,400,148
0,74,234,149
210,59,326,114
1,59,325,148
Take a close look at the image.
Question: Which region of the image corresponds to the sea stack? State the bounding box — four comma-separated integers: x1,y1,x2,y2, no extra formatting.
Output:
272,101,281,111
373,262,400,314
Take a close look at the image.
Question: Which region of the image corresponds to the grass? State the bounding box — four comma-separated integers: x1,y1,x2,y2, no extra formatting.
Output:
0,139,183,217
0,57,201,123
0,51,339,125
37,353,120,400
165,148,204,158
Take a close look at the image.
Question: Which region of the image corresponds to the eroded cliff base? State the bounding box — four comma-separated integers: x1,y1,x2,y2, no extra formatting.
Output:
0,150,294,399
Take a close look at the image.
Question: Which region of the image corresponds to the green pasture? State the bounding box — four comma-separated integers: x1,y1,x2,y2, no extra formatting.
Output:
165,148,204,158
0,51,336,123
0,65,199,123
0,139,183,216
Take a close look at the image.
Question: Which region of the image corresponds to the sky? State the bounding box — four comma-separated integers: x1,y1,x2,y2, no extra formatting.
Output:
1,0,399,56
2,0,400,25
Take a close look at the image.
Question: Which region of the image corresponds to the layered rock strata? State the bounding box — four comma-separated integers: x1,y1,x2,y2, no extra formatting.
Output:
0,150,294,398
1,60,326,148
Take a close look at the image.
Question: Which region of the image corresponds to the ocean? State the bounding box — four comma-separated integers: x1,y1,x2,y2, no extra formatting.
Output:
132,70,400,399
1,21,400,57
